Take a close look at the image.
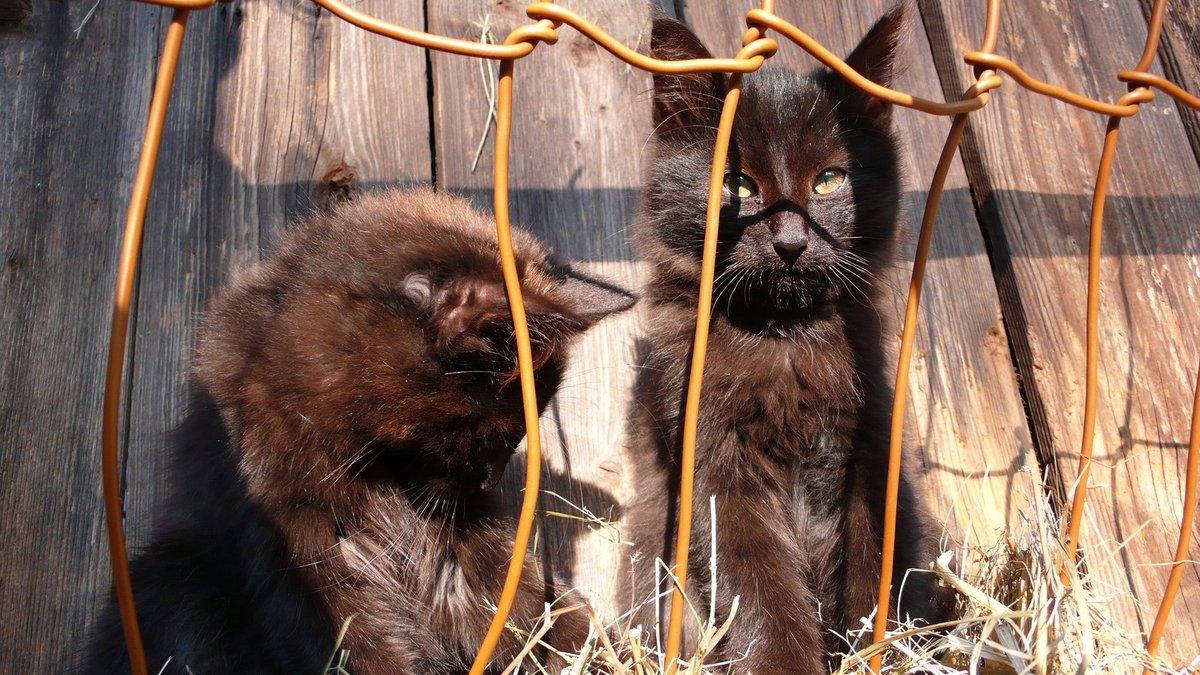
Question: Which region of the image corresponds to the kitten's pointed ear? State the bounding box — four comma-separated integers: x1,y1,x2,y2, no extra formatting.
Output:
649,13,725,137
431,280,516,359
431,278,593,369
550,263,637,327
842,2,908,123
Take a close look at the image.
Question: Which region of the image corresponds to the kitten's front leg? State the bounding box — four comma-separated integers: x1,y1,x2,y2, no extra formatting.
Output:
700,490,828,673
453,521,594,672
840,460,954,636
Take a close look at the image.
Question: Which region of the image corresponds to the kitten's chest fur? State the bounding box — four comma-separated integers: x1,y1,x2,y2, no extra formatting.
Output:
333,492,518,658
640,304,870,529
651,311,861,461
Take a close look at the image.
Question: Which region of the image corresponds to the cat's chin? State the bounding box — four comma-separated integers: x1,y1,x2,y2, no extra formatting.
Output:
714,271,846,334
747,269,839,305
367,447,513,499
407,460,510,499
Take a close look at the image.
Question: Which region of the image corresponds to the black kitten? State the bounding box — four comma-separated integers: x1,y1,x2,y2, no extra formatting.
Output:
625,6,950,671
84,188,634,674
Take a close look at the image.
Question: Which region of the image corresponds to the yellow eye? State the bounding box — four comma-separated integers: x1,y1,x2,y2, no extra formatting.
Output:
724,173,758,199
813,169,847,196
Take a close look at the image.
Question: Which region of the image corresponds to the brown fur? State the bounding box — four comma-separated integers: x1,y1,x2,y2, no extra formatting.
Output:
85,188,633,674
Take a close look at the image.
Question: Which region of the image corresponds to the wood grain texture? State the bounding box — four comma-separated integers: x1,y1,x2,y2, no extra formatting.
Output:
683,1,1039,552
0,3,159,671
1143,0,1200,165
922,0,1200,663
426,0,663,614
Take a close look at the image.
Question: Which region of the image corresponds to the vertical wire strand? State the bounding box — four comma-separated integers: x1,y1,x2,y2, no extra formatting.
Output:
1062,0,1162,566
1134,0,1167,73
468,57,543,675
1043,0,1159,584
868,111,971,674
662,73,745,675
1062,118,1123,560
1141,0,1196,653
868,4,1000,669
102,10,190,675
1143,363,1200,671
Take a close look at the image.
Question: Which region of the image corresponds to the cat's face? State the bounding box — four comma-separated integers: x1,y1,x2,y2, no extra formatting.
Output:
638,8,905,320
195,189,634,499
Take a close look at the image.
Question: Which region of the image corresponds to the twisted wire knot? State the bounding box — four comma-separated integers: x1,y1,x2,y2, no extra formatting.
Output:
735,37,779,69
1119,71,1200,111
503,19,559,51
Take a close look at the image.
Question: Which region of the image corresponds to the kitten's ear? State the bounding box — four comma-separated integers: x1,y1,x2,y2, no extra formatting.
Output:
431,280,507,355
549,263,637,327
649,13,725,137
842,2,908,123
431,279,587,368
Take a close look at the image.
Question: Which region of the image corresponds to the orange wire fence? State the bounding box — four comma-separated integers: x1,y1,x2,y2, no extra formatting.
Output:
101,1,1200,674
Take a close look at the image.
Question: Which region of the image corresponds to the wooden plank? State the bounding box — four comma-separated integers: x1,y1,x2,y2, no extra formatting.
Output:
427,0,667,615
922,0,1200,663
122,0,433,550
1144,0,1200,164
0,3,160,671
683,1,1039,550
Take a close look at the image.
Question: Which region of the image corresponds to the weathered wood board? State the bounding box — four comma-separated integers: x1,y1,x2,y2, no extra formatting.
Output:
684,0,1040,579
922,0,1200,663
0,3,161,671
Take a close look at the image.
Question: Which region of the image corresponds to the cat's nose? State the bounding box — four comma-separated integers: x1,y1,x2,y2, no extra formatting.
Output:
772,229,809,264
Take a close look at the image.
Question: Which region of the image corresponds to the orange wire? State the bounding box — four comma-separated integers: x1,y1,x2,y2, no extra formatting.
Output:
750,10,999,116
1120,71,1200,111
467,44,541,675
867,109,974,674
311,0,556,59
659,9,786,670
526,3,775,74
962,52,1153,116
1063,116,1123,561
1142,363,1200,672
1134,0,1168,73
1062,0,1165,563
1136,6,1200,659
660,71,746,675
865,0,1003,666
103,9,191,675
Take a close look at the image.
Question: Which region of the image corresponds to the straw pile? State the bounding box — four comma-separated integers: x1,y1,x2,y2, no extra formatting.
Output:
487,469,1186,674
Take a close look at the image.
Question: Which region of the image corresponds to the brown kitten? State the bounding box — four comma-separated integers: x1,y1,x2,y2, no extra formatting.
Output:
625,6,951,671
84,188,634,674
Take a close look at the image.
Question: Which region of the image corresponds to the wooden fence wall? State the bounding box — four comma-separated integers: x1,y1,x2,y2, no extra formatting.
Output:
1,0,1198,670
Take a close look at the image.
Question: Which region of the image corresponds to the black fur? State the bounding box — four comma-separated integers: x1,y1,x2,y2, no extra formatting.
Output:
626,6,952,671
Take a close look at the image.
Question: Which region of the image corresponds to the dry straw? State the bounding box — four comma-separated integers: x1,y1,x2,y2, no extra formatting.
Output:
104,1,1200,674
